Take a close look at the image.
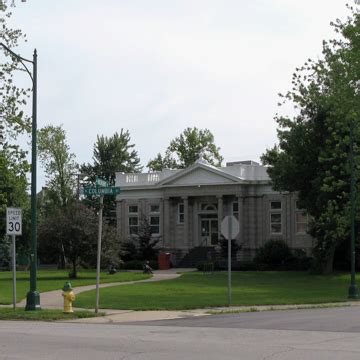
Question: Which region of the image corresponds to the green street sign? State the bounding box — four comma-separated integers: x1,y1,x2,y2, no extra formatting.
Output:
84,186,121,196
96,177,109,187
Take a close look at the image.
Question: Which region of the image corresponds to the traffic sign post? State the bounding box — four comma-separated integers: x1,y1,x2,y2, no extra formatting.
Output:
6,208,22,236
83,183,120,312
6,208,22,310
221,215,240,307
95,195,104,314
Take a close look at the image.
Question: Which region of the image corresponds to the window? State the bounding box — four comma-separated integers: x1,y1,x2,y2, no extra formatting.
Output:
232,202,239,217
128,205,138,235
178,203,184,224
270,201,282,210
295,201,308,234
149,204,160,235
129,216,139,235
200,203,217,212
270,201,282,234
150,204,159,213
150,216,160,234
129,205,138,214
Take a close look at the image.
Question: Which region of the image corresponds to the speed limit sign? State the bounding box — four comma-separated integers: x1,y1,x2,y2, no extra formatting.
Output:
6,208,22,236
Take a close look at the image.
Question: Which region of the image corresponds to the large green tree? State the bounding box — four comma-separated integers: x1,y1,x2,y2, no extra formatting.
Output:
38,125,78,208
262,7,360,273
80,130,142,223
0,3,31,264
38,202,98,278
147,127,223,171
81,129,142,186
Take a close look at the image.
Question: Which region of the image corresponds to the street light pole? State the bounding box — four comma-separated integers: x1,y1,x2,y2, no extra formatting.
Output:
0,43,40,310
348,121,358,299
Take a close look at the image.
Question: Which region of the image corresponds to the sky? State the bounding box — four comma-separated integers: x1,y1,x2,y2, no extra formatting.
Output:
4,0,353,188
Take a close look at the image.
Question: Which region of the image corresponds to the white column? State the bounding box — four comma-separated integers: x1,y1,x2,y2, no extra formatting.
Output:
183,197,189,248
217,195,223,241
163,198,170,248
238,195,244,243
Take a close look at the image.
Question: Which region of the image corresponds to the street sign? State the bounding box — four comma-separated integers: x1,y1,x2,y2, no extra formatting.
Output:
84,186,121,196
221,215,239,240
6,208,22,236
96,177,109,187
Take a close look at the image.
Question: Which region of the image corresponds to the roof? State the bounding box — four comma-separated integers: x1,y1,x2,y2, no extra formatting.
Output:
115,159,270,189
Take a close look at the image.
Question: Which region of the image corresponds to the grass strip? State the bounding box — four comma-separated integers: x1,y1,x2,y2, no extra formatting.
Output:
207,303,352,315
75,271,354,310
0,308,103,321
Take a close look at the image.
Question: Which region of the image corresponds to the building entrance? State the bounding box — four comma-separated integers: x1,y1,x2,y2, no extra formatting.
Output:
200,214,218,246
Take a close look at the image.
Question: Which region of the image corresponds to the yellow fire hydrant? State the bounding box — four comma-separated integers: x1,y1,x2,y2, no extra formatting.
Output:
62,282,75,313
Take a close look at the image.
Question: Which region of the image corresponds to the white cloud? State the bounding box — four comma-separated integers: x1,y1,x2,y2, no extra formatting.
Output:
7,0,351,186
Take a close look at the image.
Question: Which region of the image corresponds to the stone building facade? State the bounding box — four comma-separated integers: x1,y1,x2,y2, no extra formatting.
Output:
115,159,313,265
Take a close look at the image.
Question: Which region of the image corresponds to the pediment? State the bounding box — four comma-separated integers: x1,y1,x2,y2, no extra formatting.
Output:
161,166,240,186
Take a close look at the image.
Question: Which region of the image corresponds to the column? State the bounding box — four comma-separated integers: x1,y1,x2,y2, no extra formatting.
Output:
183,197,189,249
160,199,165,247
238,195,244,243
163,198,170,248
193,198,198,248
217,195,223,241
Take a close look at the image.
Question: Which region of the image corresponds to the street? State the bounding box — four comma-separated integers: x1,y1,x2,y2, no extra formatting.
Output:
2,307,360,359
128,306,360,333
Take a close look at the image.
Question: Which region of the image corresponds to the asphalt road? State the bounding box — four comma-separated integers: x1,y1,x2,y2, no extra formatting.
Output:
126,306,360,333
2,319,360,360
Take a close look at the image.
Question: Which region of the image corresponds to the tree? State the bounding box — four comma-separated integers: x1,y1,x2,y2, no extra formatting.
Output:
81,129,142,186
147,127,223,170
38,202,98,278
137,215,159,261
0,3,31,260
38,125,78,208
261,7,360,273
81,129,142,223
0,3,31,145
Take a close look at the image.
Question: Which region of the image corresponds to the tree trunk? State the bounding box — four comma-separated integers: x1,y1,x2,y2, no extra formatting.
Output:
323,243,336,274
69,260,77,279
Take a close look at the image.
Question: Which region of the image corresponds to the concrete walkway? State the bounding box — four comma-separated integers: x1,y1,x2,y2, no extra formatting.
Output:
18,269,186,309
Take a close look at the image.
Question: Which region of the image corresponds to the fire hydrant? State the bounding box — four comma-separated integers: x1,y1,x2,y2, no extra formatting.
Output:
62,282,75,313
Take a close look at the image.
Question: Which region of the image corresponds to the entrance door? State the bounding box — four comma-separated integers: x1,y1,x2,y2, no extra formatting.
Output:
200,218,218,246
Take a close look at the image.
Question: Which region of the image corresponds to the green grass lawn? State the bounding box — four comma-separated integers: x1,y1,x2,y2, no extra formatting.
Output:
0,270,150,305
75,271,353,310
0,308,104,321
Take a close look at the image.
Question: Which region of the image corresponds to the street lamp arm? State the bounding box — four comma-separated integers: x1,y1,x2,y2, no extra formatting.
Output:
0,42,34,83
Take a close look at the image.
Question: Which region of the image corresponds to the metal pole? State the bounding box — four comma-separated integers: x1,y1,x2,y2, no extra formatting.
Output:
95,195,104,313
348,121,358,299
228,215,232,306
12,235,16,310
26,49,40,310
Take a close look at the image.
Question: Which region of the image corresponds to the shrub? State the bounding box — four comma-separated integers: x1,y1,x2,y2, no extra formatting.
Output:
254,239,293,270
218,237,241,258
121,260,158,270
254,240,313,271
120,240,138,262
196,261,219,272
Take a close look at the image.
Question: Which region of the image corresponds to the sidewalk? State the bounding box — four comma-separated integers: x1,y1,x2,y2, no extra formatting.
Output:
18,269,188,309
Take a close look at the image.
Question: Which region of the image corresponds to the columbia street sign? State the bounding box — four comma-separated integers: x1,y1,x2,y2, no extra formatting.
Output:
83,186,121,196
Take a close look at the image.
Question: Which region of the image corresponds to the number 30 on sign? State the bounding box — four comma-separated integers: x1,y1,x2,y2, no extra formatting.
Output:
6,208,22,236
